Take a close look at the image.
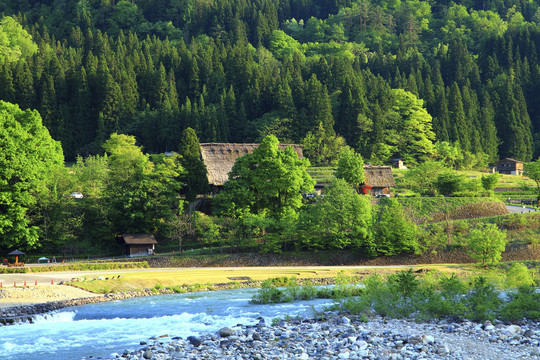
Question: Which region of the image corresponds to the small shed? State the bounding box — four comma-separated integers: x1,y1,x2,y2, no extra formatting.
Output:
392,158,406,169
364,165,395,196
116,234,158,257
496,158,525,175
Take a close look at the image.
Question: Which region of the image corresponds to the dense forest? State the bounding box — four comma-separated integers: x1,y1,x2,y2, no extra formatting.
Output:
0,0,539,165
1,0,540,256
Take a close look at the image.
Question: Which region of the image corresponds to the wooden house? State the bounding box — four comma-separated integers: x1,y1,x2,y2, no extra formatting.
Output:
116,234,157,256
496,158,525,175
199,143,304,188
363,165,395,196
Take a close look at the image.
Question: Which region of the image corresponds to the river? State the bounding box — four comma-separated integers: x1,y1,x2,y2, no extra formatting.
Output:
1,289,334,360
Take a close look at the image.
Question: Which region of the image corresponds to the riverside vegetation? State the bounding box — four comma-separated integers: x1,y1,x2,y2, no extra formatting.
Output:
252,267,540,323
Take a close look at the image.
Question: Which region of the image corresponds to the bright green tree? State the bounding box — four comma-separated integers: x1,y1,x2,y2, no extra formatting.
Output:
214,135,314,220
373,199,419,256
302,122,349,166
335,148,365,191
480,173,500,191
373,89,435,164
103,133,182,234
296,178,373,252
0,101,64,249
402,160,446,196
524,158,540,202
0,16,38,64
434,171,466,196
467,222,507,267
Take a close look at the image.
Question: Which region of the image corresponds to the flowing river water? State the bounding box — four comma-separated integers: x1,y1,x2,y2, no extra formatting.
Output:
1,288,334,360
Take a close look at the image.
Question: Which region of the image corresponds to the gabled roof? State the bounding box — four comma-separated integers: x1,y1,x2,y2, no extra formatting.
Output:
117,234,158,245
364,165,395,188
497,158,525,164
200,143,303,186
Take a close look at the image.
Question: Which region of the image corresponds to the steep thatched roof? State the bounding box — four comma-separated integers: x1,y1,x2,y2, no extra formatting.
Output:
364,165,395,188
200,143,303,186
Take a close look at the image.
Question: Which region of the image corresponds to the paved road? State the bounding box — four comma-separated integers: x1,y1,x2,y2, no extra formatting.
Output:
506,205,539,213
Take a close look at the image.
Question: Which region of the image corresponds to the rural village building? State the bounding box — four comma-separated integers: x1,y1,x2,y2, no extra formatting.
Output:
363,165,396,195
199,142,304,188
199,142,395,196
116,234,157,256
496,158,525,175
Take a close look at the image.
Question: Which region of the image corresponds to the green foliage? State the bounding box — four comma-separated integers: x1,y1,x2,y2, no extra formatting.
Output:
251,279,284,304
500,286,540,322
3,0,540,257
0,101,64,249
524,158,540,201
31,261,148,272
214,135,314,220
401,160,446,196
0,16,37,64
296,178,372,252
178,127,208,202
302,123,348,166
371,89,435,165
466,222,507,267
465,277,501,322
505,263,535,288
434,171,466,196
481,173,500,191
103,133,182,234
335,148,365,190
373,199,418,256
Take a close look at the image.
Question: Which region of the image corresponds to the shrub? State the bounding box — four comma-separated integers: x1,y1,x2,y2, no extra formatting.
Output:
467,223,507,267
506,263,535,288
251,280,284,304
424,274,469,320
500,286,540,321
466,277,501,322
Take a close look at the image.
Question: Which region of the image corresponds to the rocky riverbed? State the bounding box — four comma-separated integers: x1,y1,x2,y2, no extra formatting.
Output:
86,315,540,360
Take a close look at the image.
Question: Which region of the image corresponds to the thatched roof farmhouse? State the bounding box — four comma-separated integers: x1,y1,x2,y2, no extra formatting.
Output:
363,165,395,195
200,143,304,186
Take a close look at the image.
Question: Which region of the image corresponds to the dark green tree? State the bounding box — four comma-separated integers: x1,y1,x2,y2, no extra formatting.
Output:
178,127,209,202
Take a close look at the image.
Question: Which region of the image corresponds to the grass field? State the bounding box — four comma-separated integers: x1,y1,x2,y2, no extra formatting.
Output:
70,264,475,293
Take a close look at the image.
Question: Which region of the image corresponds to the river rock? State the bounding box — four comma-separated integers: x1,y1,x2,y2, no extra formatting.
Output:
187,335,202,347
219,327,235,337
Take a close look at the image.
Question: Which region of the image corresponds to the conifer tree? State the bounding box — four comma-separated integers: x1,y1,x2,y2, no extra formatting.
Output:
448,82,470,151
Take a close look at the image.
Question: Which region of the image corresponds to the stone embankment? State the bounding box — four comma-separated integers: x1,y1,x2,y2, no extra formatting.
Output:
91,315,540,360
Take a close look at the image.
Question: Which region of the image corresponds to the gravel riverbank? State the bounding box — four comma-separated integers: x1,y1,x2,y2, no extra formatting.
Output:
91,315,540,360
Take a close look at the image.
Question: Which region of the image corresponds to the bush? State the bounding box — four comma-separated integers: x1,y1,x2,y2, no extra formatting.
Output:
424,274,469,320
500,286,540,321
29,261,149,272
251,280,284,304
466,277,501,322
467,223,507,267
506,263,535,288
0,267,29,273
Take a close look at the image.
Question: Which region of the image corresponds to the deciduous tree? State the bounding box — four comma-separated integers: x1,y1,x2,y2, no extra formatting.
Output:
0,101,63,249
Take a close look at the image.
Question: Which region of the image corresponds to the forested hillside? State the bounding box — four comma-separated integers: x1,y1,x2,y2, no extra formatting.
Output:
0,0,539,164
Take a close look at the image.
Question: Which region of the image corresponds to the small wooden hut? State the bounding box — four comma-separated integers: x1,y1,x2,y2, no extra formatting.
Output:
199,143,303,188
363,165,395,196
116,234,158,256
